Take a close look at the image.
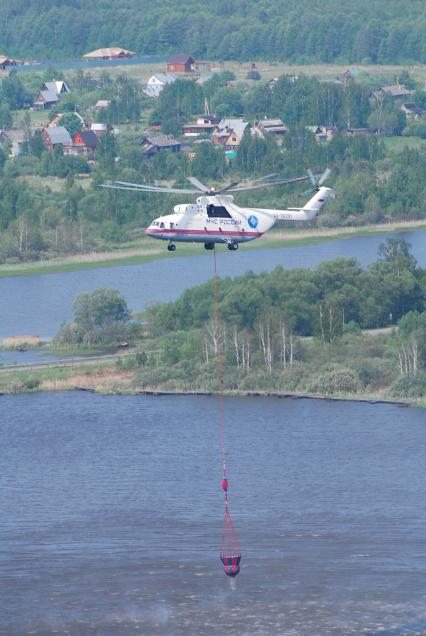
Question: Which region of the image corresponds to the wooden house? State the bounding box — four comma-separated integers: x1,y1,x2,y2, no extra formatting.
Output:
182,114,220,137
254,118,288,137
400,103,426,119
211,119,249,151
166,54,195,73
145,73,177,97
83,47,135,60
41,126,72,150
70,130,98,156
0,128,28,157
0,55,18,70
140,134,181,156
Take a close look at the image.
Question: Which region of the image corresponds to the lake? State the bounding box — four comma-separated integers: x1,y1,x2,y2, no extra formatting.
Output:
0,229,425,340
1,392,426,635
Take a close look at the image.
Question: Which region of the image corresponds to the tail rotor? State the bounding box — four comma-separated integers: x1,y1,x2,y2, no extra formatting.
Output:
300,167,332,197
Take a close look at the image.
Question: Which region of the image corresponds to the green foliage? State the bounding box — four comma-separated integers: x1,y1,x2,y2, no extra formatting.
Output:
59,112,83,137
308,367,363,394
3,1,426,64
55,288,136,346
149,240,423,338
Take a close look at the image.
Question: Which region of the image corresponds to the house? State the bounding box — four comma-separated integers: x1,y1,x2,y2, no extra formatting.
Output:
83,47,135,60
0,55,18,70
372,84,413,101
0,128,28,158
33,80,70,110
145,73,177,97
34,88,59,109
166,54,195,73
211,119,249,151
400,103,426,119
42,80,70,96
140,134,181,156
93,99,111,111
346,127,372,136
306,125,336,142
41,126,72,150
91,123,108,136
182,114,220,137
69,130,98,156
195,60,211,72
254,118,288,137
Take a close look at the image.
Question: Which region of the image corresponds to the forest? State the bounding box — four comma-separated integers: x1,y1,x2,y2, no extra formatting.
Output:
2,0,426,64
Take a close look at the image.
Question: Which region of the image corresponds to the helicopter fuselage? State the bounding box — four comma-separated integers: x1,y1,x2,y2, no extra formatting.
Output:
145,194,275,246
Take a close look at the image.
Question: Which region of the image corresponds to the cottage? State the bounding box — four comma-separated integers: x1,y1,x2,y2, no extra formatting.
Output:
182,114,220,137
83,47,135,60
41,126,72,150
42,80,70,95
145,73,177,98
211,119,249,151
33,79,70,110
346,127,372,136
166,54,195,73
0,128,28,158
93,99,111,111
91,123,108,136
34,88,59,110
372,84,413,101
195,60,212,72
306,125,336,142
70,130,98,156
0,55,18,70
254,118,288,137
400,103,426,119
140,134,181,156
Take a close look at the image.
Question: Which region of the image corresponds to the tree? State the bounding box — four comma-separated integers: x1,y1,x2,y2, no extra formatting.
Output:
59,112,83,137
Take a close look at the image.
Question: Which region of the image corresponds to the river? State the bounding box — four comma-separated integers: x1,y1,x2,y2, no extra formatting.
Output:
1,392,426,635
0,229,425,341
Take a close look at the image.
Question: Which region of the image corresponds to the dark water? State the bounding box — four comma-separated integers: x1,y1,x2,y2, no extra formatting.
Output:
1,392,426,635
0,229,425,340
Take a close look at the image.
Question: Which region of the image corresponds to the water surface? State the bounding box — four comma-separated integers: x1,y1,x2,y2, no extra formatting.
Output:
1,392,426,635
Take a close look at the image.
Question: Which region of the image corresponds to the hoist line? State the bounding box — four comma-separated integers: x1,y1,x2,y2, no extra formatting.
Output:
213,247,241,577
213,247,227,498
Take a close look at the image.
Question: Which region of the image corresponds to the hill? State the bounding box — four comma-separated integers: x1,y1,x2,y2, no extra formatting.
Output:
1,0,426,64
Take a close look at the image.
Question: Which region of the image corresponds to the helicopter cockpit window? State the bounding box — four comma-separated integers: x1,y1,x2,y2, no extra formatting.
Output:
206,204,232,218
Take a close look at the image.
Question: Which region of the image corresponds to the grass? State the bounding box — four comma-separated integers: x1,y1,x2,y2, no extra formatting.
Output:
383,136,426,152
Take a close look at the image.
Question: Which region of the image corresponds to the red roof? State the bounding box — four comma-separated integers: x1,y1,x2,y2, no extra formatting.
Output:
73,130,98,148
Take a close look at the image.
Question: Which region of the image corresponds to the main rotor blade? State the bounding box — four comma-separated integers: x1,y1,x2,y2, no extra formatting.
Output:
250,172,278,183
229,176,309,192
306,168,317,186
101,182,198,194
217,181,241,194
114,180,198,193
318,166,332,185
186,176,210,192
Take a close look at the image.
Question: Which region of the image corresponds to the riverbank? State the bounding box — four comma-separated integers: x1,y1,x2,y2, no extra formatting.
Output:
0,219,425,278
0,357,424,408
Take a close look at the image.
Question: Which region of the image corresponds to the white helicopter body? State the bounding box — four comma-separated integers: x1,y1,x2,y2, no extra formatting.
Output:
145,187,334,251
101,170,334,251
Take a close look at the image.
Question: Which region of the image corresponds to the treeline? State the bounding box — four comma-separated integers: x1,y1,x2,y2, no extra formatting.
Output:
135,240,426,399
2,0,426,64
149,239,425,338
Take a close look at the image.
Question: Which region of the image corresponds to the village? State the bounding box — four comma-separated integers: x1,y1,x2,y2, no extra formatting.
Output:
0,48,425,164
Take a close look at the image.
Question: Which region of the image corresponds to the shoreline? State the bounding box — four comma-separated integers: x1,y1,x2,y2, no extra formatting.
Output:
0,219,425,278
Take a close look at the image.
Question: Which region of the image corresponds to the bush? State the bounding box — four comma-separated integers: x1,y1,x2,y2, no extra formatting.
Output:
391,372,426,398
308,367,363,394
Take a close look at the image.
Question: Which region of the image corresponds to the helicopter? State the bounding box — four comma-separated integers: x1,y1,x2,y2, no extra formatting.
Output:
101,168,334,252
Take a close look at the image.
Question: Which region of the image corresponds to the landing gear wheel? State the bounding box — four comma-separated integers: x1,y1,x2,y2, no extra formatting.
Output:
167,243,176,252
227,242,239,251
204,242,215,250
